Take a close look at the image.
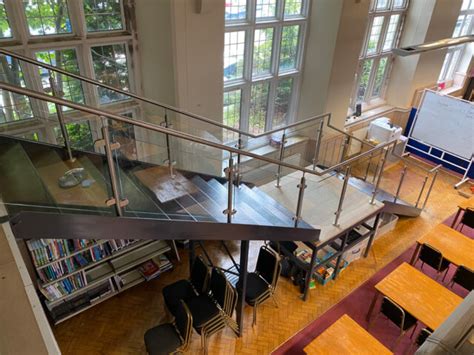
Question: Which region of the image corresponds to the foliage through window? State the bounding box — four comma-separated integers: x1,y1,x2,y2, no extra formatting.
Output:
36,49,85,113
83,0,123,32
91,44,130,104
54,121,94,151
350,0,408,110
24,0,72,36
223,0,307,142
0,1,12,38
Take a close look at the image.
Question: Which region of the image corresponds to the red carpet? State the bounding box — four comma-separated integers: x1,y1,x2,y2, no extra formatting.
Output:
273,213,472,355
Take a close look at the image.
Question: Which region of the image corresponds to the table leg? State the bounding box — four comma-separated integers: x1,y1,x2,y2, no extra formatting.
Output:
366,291,379,323
451,208,462,228
409,242,421,265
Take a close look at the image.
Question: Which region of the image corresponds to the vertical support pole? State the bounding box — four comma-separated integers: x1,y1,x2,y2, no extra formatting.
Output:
302,244,318,301
236,133,242,186
370,148,390,205
339,135,351,163
49,73,75,162
162,110,175,178
102,125,123,216
422,170,438,210
293,173,307,228
393,165,407,203
415,175,429,208
189,240,195,276
364,212,381,258
333,232,349,280
236,240,249,335
312,119,324,170
333,165,351,227
275,131,286,188
224,155,236,223
364,153,373,181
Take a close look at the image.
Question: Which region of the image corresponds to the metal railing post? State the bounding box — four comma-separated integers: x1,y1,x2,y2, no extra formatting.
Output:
161,110,175,178
370,147,390,205
334,165,351,226
339,135,351,163
48,73,75,162
224,155,236,223
293,173,307,228
100,124,128,216
422,169,438,210
415,175,429,208
312,119,324,170
393,165,407,203
275,130,286,188
236,133,242,185
364,153,373,181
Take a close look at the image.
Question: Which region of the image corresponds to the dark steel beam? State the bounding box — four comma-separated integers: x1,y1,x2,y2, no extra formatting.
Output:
9,211,320,242
236,240,249,335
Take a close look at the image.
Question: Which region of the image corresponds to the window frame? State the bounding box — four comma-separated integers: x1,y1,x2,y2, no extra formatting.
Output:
350,0,409,111
223,0,308,142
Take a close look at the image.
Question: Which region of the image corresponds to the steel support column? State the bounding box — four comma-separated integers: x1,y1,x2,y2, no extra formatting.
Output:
236,240,249,336
364,212,381,258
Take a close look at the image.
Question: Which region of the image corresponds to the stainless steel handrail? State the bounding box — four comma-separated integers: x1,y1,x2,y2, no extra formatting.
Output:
0,48,327,140
0,81,398,178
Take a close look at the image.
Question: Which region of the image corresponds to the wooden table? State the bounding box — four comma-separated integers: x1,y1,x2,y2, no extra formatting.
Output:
366,263,463,330
451,196,474,227
304,314,392,355
409,224,474,270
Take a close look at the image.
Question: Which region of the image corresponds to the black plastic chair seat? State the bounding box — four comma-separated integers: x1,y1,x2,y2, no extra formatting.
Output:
243,273,270,305
144,323,182,355
186,294,220,329
163,280,195,316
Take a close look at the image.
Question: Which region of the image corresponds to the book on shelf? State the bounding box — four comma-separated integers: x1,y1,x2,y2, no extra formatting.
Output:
28,239,95,266
39,271,88,302
139,260,161,281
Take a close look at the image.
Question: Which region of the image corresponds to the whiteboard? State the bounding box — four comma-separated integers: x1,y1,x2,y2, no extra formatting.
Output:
411,90,474,160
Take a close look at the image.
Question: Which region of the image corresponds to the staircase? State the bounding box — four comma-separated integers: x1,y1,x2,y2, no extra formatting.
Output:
347,176,423,217
0,135,314,230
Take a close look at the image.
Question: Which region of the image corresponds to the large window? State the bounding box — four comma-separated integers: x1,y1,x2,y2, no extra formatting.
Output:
439,0,474,83
223,0,308,142
350,0,409,110
0,0,136,150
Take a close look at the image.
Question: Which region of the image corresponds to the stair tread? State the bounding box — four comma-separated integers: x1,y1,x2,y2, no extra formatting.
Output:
206,179,270,225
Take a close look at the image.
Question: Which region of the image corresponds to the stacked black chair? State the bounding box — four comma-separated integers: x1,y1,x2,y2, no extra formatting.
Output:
368,296,417,350
414,243,450,280
457,208,474,232
186,268,237,354
450,265,474,291
144,300,193,355
163,256,210,316
241,245,281,326
415,328,433,347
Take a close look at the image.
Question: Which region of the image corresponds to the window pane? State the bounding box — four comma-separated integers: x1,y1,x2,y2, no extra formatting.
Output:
446,49,462,80
284,0,303,17
371,57,388,97
224,31,246,82
0,1,12,38
453,15,465,37
24,0,72,36
55,121,94,151
84,0,123,32
223,89,241,142
383,15,400,51
461,15,473,36
393,0,406,8
279,25,300,71
249,82,269,135
366,17,384,55
253,28,273,76
461,0,470,10
36,49,85,113
91,44,130,104
225,0,247,22
256,0,276,19
356,59,373,102
0,56,33,123
273,77,293,128
375,0,389,10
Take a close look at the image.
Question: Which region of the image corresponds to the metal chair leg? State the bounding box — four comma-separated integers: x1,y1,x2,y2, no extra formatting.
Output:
442,267,449,282
410,324,418,339
271,293,279,308
393,330,406,350
252,305,257,327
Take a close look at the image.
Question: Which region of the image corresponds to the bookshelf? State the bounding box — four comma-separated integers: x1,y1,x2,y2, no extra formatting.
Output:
27,238,176,324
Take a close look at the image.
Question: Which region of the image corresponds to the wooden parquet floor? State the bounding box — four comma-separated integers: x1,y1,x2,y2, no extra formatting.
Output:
53,163,468,355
